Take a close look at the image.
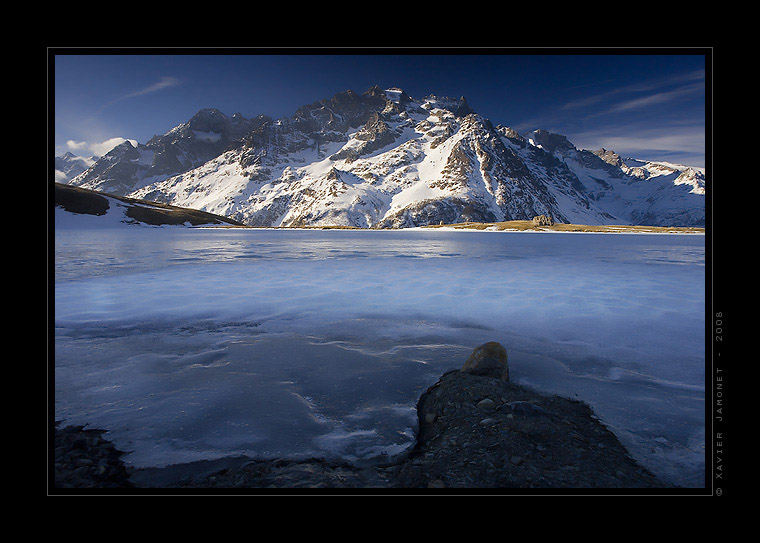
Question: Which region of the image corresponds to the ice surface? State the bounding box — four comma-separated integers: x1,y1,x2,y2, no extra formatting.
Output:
54,228,706,486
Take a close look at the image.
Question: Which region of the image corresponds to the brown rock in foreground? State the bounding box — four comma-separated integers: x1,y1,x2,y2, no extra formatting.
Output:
460,341,510,381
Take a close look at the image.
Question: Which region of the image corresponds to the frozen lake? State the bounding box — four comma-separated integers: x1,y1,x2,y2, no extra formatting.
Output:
54,227,706,486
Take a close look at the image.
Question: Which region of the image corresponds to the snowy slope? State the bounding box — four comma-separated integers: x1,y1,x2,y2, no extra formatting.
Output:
65,86,706,228
54,183,243,228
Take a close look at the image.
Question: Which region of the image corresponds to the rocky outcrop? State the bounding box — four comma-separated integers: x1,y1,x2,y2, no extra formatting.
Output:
391,368,661,488
291,87,388,136
53,424,133,489
528,129,576,155
593,148,624,168
532,214,555,226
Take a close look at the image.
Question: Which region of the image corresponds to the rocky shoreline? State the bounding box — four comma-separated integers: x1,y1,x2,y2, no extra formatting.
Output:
52,424,134,489
52,342,665,491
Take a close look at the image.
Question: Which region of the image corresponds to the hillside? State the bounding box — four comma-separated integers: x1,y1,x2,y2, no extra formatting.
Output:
54,183,244,227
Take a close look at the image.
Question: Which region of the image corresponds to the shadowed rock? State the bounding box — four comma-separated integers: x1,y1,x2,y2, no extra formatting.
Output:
53,424,134,489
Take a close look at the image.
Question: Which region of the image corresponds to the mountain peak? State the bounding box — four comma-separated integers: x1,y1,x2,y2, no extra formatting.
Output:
193,107,225,117
60,151,76,160
112,139,136,151
363,85,386,98
527,129,576,154
186,108,230,132
496,125,524,142
592,148,624,167
419,93,473,117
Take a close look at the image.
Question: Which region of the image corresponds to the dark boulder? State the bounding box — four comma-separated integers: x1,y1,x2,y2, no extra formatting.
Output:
460,341,509,381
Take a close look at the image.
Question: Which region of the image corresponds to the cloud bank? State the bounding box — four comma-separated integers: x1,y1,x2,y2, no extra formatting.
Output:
65,137,138,158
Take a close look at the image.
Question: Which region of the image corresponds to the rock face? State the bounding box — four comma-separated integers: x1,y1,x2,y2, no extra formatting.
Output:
460,341,510,381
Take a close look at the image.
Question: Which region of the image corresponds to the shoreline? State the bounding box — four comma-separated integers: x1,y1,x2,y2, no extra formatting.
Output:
195,223,705,235
52,343,673,491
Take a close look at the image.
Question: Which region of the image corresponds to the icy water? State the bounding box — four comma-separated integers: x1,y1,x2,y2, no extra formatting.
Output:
54,228,706,487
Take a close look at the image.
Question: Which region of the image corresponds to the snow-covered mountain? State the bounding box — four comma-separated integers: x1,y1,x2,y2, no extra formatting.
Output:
66,109,270,196
65,85,705,227
54,152,97,183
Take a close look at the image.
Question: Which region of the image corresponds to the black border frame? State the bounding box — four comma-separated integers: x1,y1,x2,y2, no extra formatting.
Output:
47,45,719,498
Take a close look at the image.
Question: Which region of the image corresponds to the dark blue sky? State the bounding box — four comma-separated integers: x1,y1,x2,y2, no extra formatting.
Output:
54,53,707,166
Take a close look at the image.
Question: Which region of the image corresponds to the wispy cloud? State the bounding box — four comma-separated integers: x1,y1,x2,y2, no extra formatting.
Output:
561,70,705,111
567,123,705,166
510,69,705,134
121,76,181,100
604,82,704,113
97,76,181,113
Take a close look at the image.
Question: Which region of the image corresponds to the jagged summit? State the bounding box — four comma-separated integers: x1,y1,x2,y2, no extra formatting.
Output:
592,147,624,167
63,85,705,228
526,129,576,154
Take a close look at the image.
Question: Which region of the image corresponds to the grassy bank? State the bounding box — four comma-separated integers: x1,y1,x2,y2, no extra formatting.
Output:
204,221,704,233
422,220,705,234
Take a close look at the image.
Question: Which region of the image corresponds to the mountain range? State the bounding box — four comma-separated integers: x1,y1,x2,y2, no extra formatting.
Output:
54,152,97,183
61,85,705,228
